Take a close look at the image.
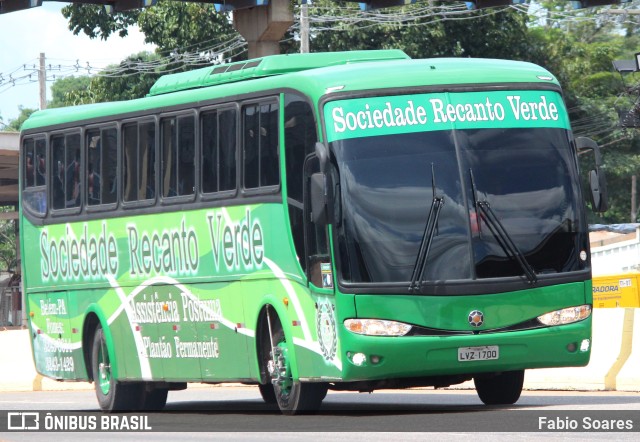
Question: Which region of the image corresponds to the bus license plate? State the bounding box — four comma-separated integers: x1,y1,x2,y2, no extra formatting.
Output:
457,345,499,362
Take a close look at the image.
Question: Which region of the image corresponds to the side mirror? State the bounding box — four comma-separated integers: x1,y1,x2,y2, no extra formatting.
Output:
310,172,334,226
589,169,608,213
576,137,608,213
315,142,328,173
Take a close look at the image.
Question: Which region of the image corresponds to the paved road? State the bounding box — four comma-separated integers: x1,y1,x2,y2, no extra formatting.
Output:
1,387,639,440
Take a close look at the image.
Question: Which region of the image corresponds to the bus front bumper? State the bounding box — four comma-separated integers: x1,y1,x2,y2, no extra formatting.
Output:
339,318,591,381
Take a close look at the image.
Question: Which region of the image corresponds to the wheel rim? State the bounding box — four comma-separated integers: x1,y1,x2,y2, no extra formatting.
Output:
274,341,293,399
97,337,111,395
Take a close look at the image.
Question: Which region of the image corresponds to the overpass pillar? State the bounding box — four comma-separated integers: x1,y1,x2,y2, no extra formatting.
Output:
233,0,293,58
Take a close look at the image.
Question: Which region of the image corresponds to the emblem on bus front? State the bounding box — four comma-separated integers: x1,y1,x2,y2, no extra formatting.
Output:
468,310,484,327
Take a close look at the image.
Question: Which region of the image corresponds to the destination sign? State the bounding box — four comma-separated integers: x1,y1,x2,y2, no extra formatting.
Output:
324,90,570,142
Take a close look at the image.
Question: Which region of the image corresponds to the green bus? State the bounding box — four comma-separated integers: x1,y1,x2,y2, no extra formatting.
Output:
20,50,607,414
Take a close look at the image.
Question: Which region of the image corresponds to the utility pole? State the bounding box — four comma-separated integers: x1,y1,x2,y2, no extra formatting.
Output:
300,1,309,54
632,175,637,222
38,53,46,111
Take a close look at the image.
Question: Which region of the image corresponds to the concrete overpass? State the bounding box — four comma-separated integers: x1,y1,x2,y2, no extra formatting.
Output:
0,0,296,58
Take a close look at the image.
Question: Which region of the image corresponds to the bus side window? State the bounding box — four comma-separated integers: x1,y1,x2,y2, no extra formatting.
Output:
24,138,35,187
102,128,117,204
178,115,195,196
219,109,237,191
86,127,117,207
65,133,81,209
260,102,279,187
35,138,46,187
162,115,195,198
201,108,237,195
123,121,155,203
243,100,279,190
243,104,260,189
161,117,177,197
86,129,101,206
51,135,65,209
22,137,47,215
140,122,156,201
123,123,138,203
51,133,80,210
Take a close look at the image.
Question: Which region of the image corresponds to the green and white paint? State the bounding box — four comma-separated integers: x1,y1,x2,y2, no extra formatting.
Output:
25,204,342,383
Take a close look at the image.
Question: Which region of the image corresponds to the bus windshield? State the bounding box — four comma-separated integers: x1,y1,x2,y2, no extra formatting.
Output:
330,122,586,289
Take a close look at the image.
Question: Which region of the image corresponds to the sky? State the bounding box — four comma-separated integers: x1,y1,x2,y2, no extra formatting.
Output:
0,2,154,125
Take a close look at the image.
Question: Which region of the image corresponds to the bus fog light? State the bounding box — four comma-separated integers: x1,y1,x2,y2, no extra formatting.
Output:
580,339,590,352
344,319,412,336
537,305,591,326
351,353,366,366
566,342,577,352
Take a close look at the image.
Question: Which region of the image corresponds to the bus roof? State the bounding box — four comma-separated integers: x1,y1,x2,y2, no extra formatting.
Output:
148,50,410,96
21,51,560,131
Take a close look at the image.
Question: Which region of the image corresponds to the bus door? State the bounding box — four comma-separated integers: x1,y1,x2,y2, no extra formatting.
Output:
304,154,334,292
302,154,340,375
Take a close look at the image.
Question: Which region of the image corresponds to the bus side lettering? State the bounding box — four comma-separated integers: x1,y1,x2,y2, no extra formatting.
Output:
127,219,199,277
207,209,264,272
207,212,224,269
40,223,118,282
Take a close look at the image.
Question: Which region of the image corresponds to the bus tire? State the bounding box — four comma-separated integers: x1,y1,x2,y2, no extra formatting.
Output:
138,387,169,411
474,370,524,405
258,383,277,404
267,319,327,414
91,325,141,412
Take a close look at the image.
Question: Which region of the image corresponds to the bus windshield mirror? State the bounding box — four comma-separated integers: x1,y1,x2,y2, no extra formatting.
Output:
409,163,444,293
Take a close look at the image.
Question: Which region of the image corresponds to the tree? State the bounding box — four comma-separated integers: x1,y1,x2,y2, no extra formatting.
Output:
136,2,239,54
285,1,535,61
6,107,37,132
62,1,240,56
60,2,244,103
49,76,92,109
0,206,17,273
65,52,164,104
62,4,139,40
526,7,640,223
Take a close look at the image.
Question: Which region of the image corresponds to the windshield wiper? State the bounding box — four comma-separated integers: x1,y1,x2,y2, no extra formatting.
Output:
409,164,444,293
469,169,537,285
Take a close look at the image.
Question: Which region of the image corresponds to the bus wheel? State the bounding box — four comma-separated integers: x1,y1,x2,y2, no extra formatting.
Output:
474,370,524,405
138,387,168,411
265,314,327,414
91,325,141,412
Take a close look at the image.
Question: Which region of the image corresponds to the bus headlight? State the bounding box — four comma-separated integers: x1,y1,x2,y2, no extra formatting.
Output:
344,319,412,336
537,305,591,326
